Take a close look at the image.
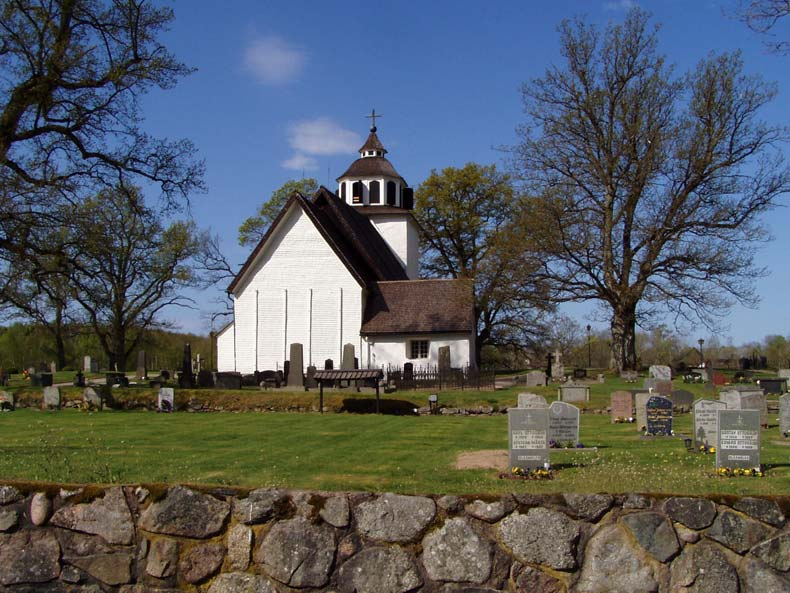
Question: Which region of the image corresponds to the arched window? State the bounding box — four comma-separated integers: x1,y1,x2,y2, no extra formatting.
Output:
386,181,396,205
352,181,363,204
340,182,346,201
369,180,380,204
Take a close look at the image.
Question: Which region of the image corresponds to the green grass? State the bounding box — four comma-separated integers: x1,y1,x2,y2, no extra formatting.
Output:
0,408,787,495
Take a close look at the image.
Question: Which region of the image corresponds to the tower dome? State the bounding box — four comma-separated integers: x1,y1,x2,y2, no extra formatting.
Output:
336,110,414,209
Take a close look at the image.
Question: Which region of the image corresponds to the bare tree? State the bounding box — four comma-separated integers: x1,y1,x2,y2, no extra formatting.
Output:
514,8,789,371
737,0,790,54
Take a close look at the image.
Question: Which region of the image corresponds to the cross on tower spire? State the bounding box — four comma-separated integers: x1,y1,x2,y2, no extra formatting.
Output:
366,108,382,132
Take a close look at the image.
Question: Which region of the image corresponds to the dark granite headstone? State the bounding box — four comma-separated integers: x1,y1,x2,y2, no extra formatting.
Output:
287,343,304,388
179,343,195,388
282,361,290,382
610,391,633,422
757,377,786,395
73,370,85,387
324,359,334,370
158,388,174,413
136,350,147,380
342,343,355,370
549,401,580,444
404,362,414,381
438,346,451,373
105,372,126,387
572,368,587,380
214,372,243,390
671,389,694,411
39,373,53,387
305,366,317,389
693,399,726,448
716,409,761,470
779,393,789,437
508,407,549,471
646,395,672,435
197,370,214,388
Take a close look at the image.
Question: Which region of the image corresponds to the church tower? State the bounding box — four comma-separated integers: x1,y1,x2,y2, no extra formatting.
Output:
336,111,419,278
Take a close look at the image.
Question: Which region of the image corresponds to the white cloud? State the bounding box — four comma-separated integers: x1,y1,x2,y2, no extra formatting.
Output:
244,35,306,85
287,117,361,155
281,153,318,171
604,0,636,10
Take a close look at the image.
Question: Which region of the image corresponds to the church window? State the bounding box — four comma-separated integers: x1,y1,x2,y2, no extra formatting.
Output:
386,181,396,205
352,181,363,204
340,182,346,201
409,340,429,359
369,180,380,204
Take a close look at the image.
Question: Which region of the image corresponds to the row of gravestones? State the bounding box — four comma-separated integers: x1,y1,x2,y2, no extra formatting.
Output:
509,394,581,469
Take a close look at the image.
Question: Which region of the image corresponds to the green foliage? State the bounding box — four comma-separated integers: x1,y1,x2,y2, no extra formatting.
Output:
238,178,319,247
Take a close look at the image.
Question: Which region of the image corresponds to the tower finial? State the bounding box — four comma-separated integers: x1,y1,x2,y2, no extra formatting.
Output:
366,108,382,132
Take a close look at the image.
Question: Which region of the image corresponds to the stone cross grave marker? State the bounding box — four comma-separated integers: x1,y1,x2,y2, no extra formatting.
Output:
780,393,790,437
549,401,580,444
716,409,761,470
342,343,355,370
43,386,61,410
635,392,651,431
524,371,546,387
287,343,304,388
693,399,726,448
610,391,633,423
646,395,672,436
720,388,767,426
671,389,694,412
649,365,672,380
558,383,589,403
551,349,564,380
517,393,548,409
0,390,14,411
508,407,549,471
158,387,174,413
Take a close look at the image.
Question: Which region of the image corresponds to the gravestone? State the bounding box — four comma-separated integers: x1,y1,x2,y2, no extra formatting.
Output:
549,401,580,444
324,359,333,370
50,361,56,375
610,391,633,422
214,372,242,390
778,369,790,380
0,391,14,411
43,386,61,410
517,393,548,409
643,378,658,391
712,372,727,386
720,388,767,426
136,351,147,380
305,366,317,389
597,373,605,384
635,392,651,431
179,343,195,389
508,407,549,471
671,389,694,412
645,395,673,436
83,356,92,373
341,343,355,370
558,383,589,403
716,409,761,470
649,365,672,380
572,368,587,380
620,370,638,383
73,371,85,387
404,362,414,381
655,380,673,396
757,377,786,395
696,368,710,383
780,393,790,437
524,370,546,387
438,346,451,373
551,349,564,380
287,343,304,388
158,388,174,413
83,387,102,409
197,370,214,388
693,399,726,448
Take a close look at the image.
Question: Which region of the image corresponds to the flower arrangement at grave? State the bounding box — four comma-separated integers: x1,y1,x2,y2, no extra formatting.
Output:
549,439,585,449
613,416,635,423
698,444,716,454
716,466,764,477
508,466,553,480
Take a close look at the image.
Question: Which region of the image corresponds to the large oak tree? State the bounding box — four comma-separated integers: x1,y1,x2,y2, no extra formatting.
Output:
515,9,789,371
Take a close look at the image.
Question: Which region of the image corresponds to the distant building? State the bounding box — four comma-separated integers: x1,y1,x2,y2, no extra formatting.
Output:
216,121,475,373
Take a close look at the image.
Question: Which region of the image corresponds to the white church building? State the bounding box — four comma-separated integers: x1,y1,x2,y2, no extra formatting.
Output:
216,122,475,374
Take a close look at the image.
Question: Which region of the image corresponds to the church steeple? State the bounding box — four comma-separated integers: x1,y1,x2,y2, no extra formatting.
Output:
336,110,414,209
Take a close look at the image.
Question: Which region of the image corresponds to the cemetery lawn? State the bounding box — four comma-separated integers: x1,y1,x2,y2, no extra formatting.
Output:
0,409,787,495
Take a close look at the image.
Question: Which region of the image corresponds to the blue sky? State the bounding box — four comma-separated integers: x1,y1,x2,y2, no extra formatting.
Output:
142,0,790,345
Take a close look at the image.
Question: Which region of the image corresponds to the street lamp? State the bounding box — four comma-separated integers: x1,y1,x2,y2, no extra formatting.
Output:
586,325,592,368
698,338,705,367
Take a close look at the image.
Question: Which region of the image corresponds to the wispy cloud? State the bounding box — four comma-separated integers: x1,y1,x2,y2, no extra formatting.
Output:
244,35,306,85
603,0,636,10
281,153,318,171
281,117,361,171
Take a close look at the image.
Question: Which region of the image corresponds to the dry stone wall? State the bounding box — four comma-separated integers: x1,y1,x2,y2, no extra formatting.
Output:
0,483,787,593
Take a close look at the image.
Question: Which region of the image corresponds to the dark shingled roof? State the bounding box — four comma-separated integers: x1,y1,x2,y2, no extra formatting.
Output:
361,279,475,335
359,130,387,154
337,156,403,181
227,187,408,294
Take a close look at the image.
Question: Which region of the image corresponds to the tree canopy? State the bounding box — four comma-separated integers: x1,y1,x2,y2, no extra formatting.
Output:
415,163,553,364
238,178,318,247
514,8,789,371
737,0,790,54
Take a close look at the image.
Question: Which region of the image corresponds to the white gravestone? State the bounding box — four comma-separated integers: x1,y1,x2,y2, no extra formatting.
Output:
43,386,60,409
780,393,790,437
524,371,547,387
518,393,548,409
158,388,174,413
558,384,589,403
549,401,580,444
649,365,672,380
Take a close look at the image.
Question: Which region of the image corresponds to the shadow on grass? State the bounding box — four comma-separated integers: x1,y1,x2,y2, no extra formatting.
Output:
340,398,419,415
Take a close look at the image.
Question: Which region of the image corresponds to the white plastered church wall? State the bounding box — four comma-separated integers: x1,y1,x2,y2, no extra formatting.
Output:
365,333,473,370
369,216,420,279
215,322,235,371
224,203,362,373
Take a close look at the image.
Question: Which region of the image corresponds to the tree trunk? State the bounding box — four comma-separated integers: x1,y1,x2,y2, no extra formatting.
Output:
53,305,67,370
611,305,638,372
110,328,126,372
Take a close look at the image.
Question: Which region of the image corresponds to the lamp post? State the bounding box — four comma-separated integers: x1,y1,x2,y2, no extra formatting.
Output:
698,338,705,367
586,325,592,368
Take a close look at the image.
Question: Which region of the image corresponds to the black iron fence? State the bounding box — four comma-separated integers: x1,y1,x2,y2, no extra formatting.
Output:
386,364,495,391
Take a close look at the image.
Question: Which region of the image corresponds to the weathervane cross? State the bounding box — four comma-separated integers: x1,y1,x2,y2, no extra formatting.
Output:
366,108,382,131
